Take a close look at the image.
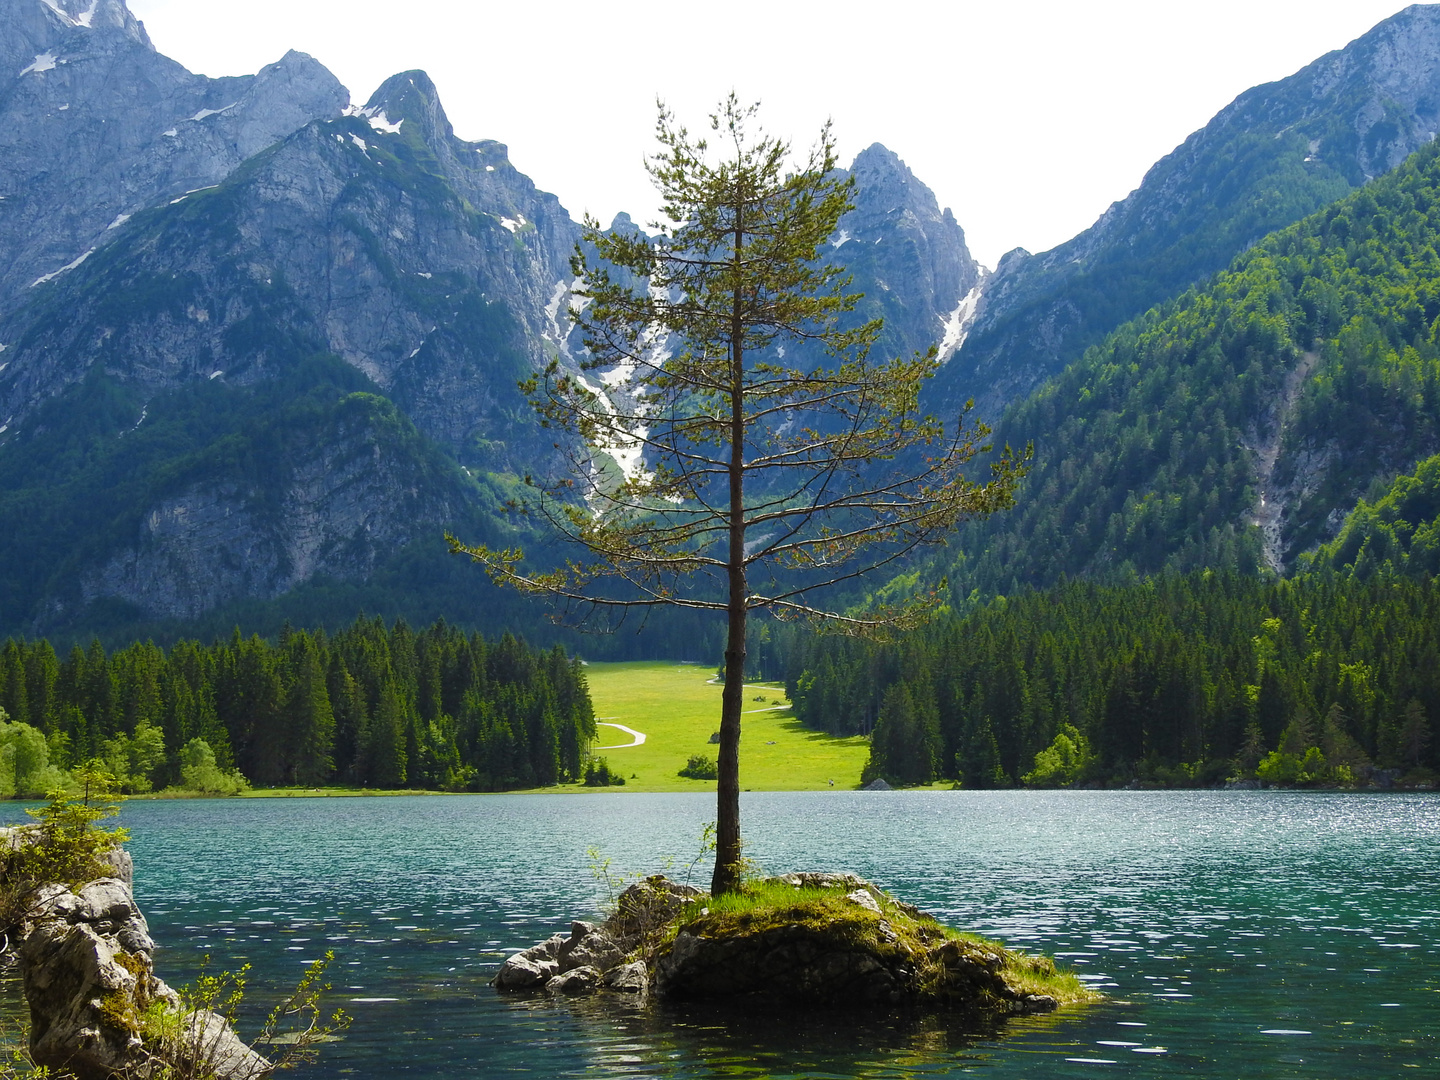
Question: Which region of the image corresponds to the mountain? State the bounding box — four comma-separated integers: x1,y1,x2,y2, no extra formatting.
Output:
932,136,1440,601
936,2,1440,420
0,58,591,636
831,144,983,365
0,34,973,643
0,0,346,317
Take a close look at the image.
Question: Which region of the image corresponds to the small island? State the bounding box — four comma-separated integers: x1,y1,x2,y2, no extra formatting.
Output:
495,873,1094,1015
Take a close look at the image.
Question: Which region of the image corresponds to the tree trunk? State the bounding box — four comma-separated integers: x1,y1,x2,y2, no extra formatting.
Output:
712,204,747,897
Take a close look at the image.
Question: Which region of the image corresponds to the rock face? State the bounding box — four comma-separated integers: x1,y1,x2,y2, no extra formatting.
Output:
0,0,346,319
830,145,984,367
0,60,575,633
936,2,1440,420
20,877,270,1080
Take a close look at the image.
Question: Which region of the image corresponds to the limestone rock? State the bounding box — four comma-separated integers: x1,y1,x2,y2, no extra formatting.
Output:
19,877,272,1080
845,889,882,914
0,0,346,319
558,923,623,974
602,961,649,994
545,965,601,995
606,876,702,941
493,952,559,991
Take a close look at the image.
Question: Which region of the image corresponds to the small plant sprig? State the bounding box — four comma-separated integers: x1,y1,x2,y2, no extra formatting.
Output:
147,952,350,1077
685,823,717,889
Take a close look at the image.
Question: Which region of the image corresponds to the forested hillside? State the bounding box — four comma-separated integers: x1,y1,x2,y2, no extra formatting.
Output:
0,617,593,794
782,569,1438,790
1307,451,1440,579
935,138,1440,602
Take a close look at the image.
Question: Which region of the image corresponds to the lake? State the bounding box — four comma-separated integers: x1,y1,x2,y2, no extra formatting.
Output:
4,790,1437,1077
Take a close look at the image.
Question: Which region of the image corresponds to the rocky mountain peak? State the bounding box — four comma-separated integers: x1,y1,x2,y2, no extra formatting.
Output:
0,0,346,316
3,0,147,75
834,143,982,363
361,69,453,146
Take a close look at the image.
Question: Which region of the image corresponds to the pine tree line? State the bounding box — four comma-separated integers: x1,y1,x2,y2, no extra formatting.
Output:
781,571,1439,788
0,617,594,794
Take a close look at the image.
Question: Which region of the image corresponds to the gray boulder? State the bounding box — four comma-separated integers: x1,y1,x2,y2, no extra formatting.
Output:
558,922,624,974
19,877,271,1080
602,961,649,994
545,966,601,995
493,952,559,991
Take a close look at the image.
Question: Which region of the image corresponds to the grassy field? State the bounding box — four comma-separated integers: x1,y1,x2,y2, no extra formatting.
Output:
227,661,870,797
552,661,871,793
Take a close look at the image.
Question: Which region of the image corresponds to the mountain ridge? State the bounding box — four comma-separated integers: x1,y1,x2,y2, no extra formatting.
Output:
938,2,1440,420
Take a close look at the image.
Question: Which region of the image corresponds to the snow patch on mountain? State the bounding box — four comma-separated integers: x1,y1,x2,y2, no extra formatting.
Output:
21,52,58,76
30,248,93,288
936,278,987,363
189,104,237,122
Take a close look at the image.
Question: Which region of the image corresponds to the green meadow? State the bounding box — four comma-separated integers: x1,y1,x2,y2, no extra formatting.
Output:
557,661,871,793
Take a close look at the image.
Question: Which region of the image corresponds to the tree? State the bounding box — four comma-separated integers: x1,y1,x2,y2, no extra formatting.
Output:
450,97,1024,894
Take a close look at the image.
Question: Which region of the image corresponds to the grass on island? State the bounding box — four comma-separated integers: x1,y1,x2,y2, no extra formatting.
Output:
644,877,1097,1008
544,661,872,793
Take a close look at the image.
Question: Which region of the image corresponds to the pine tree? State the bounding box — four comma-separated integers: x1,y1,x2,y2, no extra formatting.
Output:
451,97,1024,893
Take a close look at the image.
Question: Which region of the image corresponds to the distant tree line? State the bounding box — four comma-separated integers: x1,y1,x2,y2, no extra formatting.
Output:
771,570,1438,789
0,617,594,795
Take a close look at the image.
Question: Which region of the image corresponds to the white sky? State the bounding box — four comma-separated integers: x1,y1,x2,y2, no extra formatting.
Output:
127,0,1421,268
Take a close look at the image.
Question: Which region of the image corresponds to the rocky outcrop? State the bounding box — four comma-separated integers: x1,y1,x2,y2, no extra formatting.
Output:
831,145,984,366
19,877,270,1080
0,0,346,319
494,874,1074,1016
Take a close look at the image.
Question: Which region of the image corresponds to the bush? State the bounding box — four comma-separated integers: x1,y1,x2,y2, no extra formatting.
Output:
0,712,68,799
170,739,249,796
678,754,718,780
582,757,626,787
2,762,128,931
1022,724,1094,787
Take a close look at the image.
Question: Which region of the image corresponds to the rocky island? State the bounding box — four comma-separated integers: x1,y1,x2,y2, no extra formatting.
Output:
495,873,1094,1014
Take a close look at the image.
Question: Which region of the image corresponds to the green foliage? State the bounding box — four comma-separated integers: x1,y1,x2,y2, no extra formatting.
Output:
786,570,1440,788
0,617,595,795
581,756,626,787
863,682,940,786
10,763,127,890
0,710,68,799
939,139,1440,600
677,754,719,781
173,739,249,796
1309,453,1440,578
958,110,1360,400
1022,724,1095,788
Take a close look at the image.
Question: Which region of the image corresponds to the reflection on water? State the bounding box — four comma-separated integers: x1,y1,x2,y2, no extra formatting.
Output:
1,790,1437,1077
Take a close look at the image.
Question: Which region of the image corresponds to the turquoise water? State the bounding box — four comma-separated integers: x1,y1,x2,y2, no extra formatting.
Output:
4,791,1438,1077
